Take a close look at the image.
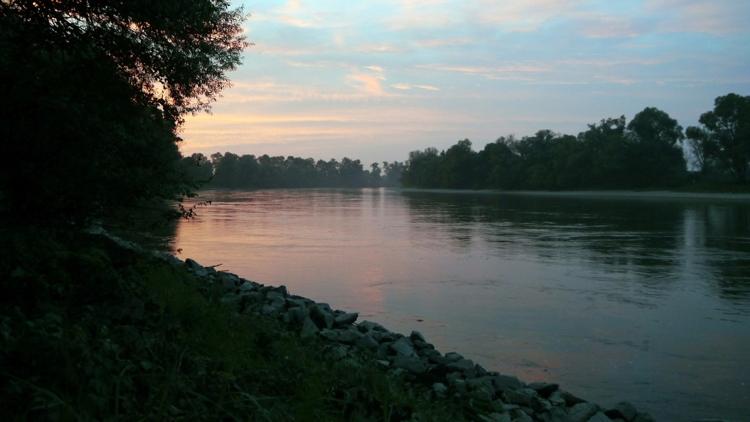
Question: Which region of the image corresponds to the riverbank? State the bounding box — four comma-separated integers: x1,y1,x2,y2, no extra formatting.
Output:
2,229,659,421
399,188,750,202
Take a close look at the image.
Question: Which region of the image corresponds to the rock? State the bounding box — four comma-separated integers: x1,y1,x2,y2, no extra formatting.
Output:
529,382,559,398
324,344,349,361
479,413,511,422
560,390,586,406
605,402,638,421
393,356,428,374
238,282,257,293
319,328,363,344
541,407,570,422
548,391,567,407
432,382,448,397
390,337,417,357
587,412,611,422
286,307,307,325
265,290,285,302
355,334,379,351
446,358,475,372
300,316,319,338
511,408,534,422
491,374,524,393
357,320,387,333
632,413,655,422
410,330,426,342
333,312,358,327
444,352,464,362
217,272,241,290
309,304,334,329
568,402,599,422
531,396,552,413
504,388,537,407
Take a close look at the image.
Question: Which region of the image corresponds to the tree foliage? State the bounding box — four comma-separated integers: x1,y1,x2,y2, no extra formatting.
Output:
686,93,750,183
0,0,247,223
402,107,688,190
184,153,404,188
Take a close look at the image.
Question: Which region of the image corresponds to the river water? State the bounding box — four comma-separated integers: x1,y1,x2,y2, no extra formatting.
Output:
171,189,750,421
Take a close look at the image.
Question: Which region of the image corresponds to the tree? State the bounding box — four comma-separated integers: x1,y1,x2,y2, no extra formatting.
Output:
686,94,750,183
0,0,247,223
627,107,686,187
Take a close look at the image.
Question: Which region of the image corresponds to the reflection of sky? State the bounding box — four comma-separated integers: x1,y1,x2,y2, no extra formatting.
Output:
180,0,750,164
174,189,750,420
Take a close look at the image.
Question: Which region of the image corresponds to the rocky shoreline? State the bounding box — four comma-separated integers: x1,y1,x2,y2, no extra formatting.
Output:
158,252,656,422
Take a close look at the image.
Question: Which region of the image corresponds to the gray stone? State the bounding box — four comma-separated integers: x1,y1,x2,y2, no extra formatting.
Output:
479,413,511,422
432,382,448,396
265,290,285,302
504,388,537,407
410,330,426,342
357,320,387,333
300,316,319,338
560,390,586,406
355,334,379,351
447,358,475,372
390,337,417,357
541,407,571,422
511,408,533,422
309,304,334,329
529,382,559,398
392,355,428,374
444,352,464,362
286,307,307,325
548,391,567,407
568,402,599,422
605,402,638,422
319,328,363,344
632,413,655,422
334,312,358,327
324,344,348,361
587,412,611,422
491,375,524,393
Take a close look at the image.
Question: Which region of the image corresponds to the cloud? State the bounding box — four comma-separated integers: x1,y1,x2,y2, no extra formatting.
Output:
646,0,750,35
347,73,386,96
417,64,549,80
390,83,440,91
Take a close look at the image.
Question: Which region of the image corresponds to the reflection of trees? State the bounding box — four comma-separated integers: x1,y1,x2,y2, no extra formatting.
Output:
401,192,750,304
688,204,750,304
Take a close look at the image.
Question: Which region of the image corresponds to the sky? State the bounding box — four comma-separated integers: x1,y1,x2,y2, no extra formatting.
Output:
179,0,750,164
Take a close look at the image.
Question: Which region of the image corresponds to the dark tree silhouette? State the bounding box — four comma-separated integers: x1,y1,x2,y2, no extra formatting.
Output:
0,0,246,223
686,94,750,183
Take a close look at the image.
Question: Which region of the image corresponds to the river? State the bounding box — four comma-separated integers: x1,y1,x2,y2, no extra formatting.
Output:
171,188,750,421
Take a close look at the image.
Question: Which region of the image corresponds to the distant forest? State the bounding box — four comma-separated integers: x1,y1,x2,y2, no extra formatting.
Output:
182,93,749,191
181,153,405,188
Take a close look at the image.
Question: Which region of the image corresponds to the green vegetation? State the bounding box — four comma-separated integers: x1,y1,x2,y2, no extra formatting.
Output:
401,97,749,191
0,0,246,224
182,153,405,189
0,231,470,420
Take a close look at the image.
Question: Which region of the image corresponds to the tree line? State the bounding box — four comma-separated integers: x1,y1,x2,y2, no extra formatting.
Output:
402,94,750,190
181,153,405,188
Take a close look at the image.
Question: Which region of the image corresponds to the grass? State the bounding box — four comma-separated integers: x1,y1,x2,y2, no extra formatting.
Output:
0,229,468,421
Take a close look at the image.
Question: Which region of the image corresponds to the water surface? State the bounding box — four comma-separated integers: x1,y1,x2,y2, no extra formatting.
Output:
172,189,750,421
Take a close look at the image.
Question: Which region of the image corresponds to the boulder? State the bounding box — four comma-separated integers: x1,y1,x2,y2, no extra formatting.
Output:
432,382,448,397
491,374,524,393
587,412,611,422
355,334,379,351
444,352,464,362
390,337,417,357
309,304,334,329
410,330,426,342
319,328,363,344
568,402,599,422
604,402,637,421
334,312,358,327
392,356,428,374
357,320,387,333
479,412,511,422
504,388,537,407
446,358,475,373
528,382,559,398
300,316,319,338
286,307,307,325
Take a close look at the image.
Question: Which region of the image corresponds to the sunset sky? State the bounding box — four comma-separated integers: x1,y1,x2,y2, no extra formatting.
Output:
180,0,750,164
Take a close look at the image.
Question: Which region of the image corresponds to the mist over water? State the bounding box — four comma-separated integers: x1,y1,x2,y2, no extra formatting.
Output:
172,189,750,421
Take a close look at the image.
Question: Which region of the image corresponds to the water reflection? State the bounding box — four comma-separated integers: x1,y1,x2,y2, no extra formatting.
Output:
172,189,750,420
